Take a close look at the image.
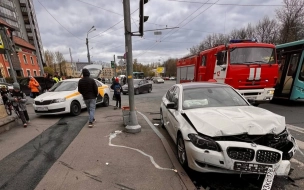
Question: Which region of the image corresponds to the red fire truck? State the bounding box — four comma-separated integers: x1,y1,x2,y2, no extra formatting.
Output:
176,39,278,104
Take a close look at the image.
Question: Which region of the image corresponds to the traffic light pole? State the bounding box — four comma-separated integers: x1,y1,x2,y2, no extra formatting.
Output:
123,0,141,133
114,54,116,77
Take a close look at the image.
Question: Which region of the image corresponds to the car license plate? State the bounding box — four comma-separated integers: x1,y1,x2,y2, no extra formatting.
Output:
36,107,48,111
246,96,256,100
261,168,275,190
234,162,272,174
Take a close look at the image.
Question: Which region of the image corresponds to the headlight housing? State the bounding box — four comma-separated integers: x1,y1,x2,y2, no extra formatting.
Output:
52,98,66,103
267,90,274,95
188,134,221,152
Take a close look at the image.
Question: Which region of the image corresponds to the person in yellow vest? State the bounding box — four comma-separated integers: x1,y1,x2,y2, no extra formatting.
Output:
53,72,62,83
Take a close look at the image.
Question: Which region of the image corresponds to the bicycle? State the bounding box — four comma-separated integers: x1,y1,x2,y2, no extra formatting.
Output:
4,100,20,118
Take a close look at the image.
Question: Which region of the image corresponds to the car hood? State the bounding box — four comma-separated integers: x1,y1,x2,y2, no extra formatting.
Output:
182,106,285,137
34,91,78,101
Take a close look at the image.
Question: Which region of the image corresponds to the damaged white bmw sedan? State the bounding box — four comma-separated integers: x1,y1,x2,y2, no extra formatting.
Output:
160,82,297,176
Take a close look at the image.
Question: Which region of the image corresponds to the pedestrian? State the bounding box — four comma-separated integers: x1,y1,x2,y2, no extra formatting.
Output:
0,85,9,105
78,68,98,128
28,76,40,98
53,72,62,83
123,77,127,85
111,77,122,110
43,73,55,92
8,82,29,127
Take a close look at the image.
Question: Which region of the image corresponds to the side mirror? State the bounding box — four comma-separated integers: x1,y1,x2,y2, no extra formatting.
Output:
166,102,176,109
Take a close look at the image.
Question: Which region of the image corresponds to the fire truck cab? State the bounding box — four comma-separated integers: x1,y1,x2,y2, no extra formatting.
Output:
177,39,278,104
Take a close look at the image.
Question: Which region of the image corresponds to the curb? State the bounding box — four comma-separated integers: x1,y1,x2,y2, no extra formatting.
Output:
0,115,19,134
137,111,197,190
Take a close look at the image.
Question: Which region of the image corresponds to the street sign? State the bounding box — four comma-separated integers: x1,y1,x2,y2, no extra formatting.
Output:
118,59,125,66
117,56,124,59
156,67,165,73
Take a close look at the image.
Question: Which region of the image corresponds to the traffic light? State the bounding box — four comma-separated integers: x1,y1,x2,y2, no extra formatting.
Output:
111,61,115,68
139,0,149,37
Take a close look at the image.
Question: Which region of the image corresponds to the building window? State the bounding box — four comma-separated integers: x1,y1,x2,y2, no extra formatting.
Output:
27,70,31,76
23,55,27,64
33,70,37,76
30,56,34,65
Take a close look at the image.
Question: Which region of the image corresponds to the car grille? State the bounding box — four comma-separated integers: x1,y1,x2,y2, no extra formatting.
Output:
227,147,255,161
35,100,52,105
256,150,281,164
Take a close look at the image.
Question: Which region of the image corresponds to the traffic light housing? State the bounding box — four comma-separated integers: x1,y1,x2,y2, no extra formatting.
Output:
139,0,149,36
111,61,115,68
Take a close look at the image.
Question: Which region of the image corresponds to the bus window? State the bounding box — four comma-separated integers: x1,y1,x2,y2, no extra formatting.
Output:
298,56,304,81
287,54,300,76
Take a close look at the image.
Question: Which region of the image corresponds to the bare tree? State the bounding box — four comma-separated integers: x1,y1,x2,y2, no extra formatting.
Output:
55,51,65,75
44,50,55,69
255,16,280,44
276,0,304,43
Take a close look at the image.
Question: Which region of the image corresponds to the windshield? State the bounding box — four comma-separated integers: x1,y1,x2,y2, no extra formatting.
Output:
49,81,78,92
230,47,275,64
182,87,248,110
81,68,100,78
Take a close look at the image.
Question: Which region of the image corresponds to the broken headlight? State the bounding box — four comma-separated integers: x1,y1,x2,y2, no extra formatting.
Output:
188,134,221,152
268,128,289,148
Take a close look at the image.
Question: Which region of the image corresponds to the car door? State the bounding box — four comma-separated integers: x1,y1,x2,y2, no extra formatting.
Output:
162,86,176,140
167,86,180,142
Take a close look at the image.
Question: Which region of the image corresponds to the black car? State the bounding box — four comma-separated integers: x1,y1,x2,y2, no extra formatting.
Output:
19,77,55,96
122,79,152,95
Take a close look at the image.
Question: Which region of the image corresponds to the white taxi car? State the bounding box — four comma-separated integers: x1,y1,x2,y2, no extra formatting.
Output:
33,78,111,116
160,82,296,176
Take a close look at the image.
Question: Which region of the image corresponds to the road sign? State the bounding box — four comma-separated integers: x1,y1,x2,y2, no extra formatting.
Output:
117,56,124,59
156,67,165,73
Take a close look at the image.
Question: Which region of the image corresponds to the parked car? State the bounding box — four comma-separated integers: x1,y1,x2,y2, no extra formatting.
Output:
160,82,296,176
122,79,152,95
169,77,176,80
33,78,110,116
0,82,13,89
153,77,164,84
19,76,55,96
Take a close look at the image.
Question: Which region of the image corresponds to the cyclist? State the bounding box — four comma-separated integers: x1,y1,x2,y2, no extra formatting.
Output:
8,83,29,128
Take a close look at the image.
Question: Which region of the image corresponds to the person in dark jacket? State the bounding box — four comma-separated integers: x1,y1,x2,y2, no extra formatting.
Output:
78,69,98,128
111,77,122,109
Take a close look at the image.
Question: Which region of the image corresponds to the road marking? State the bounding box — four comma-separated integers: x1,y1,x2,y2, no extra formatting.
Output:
287,124,304,133
108,130,176,172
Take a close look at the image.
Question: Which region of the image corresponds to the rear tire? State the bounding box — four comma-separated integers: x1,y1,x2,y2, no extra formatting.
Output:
102,94,109,107
148,87,152,93
135,89,139,95
70,101,81,116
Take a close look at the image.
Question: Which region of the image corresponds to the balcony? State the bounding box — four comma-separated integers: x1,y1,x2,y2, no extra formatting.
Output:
0,2,15,11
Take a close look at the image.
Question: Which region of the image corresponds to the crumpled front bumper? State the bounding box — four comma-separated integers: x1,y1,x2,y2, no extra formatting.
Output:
185,139,297,176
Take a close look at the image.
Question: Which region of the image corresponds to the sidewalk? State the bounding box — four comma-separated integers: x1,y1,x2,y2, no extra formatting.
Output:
35,105,196,190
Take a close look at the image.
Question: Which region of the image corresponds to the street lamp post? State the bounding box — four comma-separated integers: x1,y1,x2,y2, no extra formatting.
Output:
86,26,96,64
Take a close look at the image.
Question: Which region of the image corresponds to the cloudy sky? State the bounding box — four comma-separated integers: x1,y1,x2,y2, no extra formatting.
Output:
33,0,283,64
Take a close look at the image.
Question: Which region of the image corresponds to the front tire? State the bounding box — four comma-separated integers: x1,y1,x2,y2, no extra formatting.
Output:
148,87,152,93
102,94,109,107
70,101,81,116
177,134,189,169
160,109,165,128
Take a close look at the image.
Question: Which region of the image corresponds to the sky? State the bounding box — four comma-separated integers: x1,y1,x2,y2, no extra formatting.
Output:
33,0,284,65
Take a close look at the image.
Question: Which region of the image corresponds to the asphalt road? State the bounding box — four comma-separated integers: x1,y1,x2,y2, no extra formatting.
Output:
120,80,304,190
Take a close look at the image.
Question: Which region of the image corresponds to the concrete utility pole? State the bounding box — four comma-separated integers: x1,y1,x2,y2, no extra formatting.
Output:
113,54,116,77
0,27,17,83
123,0,141,133
86,26,95,64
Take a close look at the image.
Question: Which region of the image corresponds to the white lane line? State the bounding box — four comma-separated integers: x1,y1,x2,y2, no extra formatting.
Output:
287,124,304,133
108,130,176,172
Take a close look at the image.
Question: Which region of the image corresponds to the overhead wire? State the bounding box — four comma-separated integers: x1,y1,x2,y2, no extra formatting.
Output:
135,0,214,58
37,0,82,41
167,0,286,6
